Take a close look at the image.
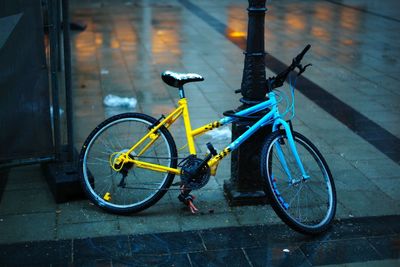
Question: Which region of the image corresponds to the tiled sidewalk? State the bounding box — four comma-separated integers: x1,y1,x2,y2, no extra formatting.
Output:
68,0,400,222
0,216,399,266
0,0,400,266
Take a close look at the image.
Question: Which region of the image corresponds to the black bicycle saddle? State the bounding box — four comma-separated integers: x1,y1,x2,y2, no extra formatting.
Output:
161,70,204,88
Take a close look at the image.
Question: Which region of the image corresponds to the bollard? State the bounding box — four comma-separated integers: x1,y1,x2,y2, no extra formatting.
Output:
224,0,269,206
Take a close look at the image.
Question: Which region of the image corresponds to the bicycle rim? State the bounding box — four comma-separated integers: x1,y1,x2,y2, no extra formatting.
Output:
82,115,175,211
264,131,335,233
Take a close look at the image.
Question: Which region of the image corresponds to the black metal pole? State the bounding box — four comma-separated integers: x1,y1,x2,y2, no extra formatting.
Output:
56,0,62,71
42,0,83,204
48,0,61,161
224,0,269,206
240,0,268,103
62,0,74,162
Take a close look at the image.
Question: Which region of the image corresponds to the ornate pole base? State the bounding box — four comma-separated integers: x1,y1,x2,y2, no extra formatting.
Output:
224,111,271,206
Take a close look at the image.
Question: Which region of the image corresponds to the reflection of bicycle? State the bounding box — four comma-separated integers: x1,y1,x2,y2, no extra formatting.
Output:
79,45,336,235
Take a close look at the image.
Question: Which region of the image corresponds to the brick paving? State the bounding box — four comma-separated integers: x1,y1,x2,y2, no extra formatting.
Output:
0,0,399,266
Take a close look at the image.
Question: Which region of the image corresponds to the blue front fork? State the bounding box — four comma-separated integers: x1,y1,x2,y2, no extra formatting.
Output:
272,118,310,184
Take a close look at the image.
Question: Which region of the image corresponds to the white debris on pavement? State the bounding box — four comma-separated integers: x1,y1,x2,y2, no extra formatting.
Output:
103,94,137,108
205,127,232,140
100,68,109,75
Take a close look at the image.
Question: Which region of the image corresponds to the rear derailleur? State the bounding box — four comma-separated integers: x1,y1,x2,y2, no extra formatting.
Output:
110,150,134,188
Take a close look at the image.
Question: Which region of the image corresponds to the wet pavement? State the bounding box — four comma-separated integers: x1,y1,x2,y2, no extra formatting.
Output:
1,0,400,266
0,216,399,266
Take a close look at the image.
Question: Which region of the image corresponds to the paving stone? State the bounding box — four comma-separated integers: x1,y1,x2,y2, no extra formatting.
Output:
0,212,56,244
129,231,203,254
334,169,381,191
368,176,400,201
248,223,311,245
300,238,382,266
377,215,400,234
245,245,311,267
322,216,396,241
338,190,400,217
4,165,47,191
368,234,400,260
111,253,191,267
73,235,131,261
180,210,239,232
57,201,116,225
199,226,258,250
0,188,56,215
56,220,120,240
118,203,182,235
331,141,388,161
189,249,251,267
351,159,400,179
0,240,71,266
323,259,400,267
234,205,281,226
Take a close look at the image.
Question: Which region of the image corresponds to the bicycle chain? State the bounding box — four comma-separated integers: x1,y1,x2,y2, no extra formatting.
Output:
131,155,187,161
122,155,217,191
122,184,221,192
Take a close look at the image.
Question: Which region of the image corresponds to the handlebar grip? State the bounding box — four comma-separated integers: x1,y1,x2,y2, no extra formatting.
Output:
268,44,312,90
294,44,311,63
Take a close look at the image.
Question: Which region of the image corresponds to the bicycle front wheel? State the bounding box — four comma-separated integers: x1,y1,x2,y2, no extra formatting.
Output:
79,113,178,214
261,130,336,235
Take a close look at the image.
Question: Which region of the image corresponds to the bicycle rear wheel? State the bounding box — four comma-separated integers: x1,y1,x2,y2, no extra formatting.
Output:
79,113,177,214
261,130,336,235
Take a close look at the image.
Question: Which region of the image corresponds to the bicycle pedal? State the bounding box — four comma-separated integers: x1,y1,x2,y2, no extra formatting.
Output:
188,200,199,213
178,193,195,203
103,192,112,201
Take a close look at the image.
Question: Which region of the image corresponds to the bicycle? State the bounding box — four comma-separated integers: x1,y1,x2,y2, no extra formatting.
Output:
79,45,337,235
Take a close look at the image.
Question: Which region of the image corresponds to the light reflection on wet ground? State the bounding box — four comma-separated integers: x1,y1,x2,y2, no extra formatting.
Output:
1,2,399,266
68,1,400,260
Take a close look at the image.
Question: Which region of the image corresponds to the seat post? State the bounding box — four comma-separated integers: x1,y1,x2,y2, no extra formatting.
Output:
179,86,185,99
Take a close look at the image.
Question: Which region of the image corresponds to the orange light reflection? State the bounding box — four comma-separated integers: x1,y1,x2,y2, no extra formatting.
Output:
314,3,333,22
311,26,331,42
227,5,247,39
340,8,360,31
286,16,305,31
151,14,181,64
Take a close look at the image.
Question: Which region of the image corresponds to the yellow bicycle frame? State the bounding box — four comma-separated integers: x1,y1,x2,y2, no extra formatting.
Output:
113,98,226,175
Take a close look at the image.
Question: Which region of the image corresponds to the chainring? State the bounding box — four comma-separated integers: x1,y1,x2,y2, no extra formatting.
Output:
180,156,211,190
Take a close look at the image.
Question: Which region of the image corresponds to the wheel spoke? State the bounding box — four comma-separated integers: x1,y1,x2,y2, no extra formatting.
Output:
81,114,177,214
264,131,336,234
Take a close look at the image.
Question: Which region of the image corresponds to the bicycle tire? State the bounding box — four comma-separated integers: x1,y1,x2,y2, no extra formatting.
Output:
261,130,336,235
79,113,178,214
